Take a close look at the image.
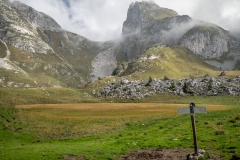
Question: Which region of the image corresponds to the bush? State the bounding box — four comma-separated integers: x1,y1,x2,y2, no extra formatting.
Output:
215,130,225,135
145,76,153,86
183,82,188,93
231,154,240,160
169,82,176,91
208,79,213,91
163,76,170,80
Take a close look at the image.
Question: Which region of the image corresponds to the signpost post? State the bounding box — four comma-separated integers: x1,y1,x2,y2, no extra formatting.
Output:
178,102,207,155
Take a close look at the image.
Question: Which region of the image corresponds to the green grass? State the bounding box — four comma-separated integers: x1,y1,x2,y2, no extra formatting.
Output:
0,40,7,58
105,45,220,80
15,103,229,141
1,89,240,160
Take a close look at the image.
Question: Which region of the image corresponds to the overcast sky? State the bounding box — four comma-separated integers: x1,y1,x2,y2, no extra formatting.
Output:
10,0,240,41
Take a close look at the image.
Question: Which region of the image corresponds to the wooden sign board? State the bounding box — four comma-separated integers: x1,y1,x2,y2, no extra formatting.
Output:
178,106,207,115
177,103,207,155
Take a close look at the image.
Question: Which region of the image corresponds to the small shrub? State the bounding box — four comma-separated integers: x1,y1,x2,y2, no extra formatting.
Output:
234,114,240,120
215,130,225,135
169,82,176,91
163,76,170,80
183,82,188,93
145,76,153,86
207,79,213,91
232,123,240,127
231,154,240,160
148,76,152,83
145,82,151,86
217,122,223,125
229,119,236,123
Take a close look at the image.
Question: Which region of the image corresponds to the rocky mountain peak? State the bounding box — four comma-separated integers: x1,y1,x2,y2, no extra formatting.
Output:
122,1,178,34
12,1,68,39
1,0,11,4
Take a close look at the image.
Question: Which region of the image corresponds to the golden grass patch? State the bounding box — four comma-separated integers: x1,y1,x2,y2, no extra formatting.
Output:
15,103,231,140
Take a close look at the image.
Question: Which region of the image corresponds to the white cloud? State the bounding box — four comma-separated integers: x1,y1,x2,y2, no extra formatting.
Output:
10,0,240,41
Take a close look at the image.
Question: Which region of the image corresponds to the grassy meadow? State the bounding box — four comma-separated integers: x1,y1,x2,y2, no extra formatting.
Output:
0,88,240,159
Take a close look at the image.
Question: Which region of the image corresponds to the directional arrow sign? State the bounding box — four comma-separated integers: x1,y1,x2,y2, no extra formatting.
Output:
178,103,207,155
178,106,207,115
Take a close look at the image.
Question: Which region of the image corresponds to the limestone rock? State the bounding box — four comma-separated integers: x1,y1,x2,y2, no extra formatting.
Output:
12,1,68,39
0,0,53,54
93,76,240,99
123,1,178,35
180,24,230,59
89,47,117,82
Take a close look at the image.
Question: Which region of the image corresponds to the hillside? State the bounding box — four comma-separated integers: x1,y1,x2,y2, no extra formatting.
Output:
0,0,114,87
113,44,219,80
120,1,240,70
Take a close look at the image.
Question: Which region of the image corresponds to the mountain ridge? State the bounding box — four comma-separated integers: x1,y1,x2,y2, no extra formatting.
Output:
0,0,240,88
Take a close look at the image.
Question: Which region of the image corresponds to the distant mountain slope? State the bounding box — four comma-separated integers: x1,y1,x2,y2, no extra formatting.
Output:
113,44,220,80
119,1,240,70
1,0,240,88
0,0,113,87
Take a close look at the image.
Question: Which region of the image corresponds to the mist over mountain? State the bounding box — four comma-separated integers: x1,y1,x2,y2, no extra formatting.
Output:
9,0,240,42
0,0,240,88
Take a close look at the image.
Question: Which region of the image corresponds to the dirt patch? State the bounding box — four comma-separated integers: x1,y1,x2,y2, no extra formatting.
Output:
122,148,189,160
61,154,85,160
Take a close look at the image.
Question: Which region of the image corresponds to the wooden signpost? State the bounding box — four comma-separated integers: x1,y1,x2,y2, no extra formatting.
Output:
178,102,207,155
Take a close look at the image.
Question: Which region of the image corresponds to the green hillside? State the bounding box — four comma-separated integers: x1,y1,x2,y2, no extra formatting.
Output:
114,44,220,80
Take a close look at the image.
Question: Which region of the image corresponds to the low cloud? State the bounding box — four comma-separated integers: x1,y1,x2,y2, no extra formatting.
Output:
10,0,240,41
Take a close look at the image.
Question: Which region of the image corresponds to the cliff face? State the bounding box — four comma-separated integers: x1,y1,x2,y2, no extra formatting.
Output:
12,1,68,39
0,0,53,54
180,25,231,59
0,0,115,87
121,1,192,61
122,1,178,35
119,1,240,70
89,48,117,82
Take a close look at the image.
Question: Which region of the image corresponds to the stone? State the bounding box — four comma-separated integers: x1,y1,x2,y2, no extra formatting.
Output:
219,71,226,76
93,76,240,99
12,1,68,39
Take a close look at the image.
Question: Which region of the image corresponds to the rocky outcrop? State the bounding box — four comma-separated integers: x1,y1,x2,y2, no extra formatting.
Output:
121,15,192,61
0,0,53,54
180,24,230,59
120,1,240,69
93,75,240,99
122,1,178,35
12,1,68,39
120,1,194,61
0,0,103,87
89,48,117,82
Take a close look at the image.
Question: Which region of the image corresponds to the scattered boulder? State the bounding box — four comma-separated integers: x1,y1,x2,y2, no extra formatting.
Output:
92,76,240,99
219,71,226,76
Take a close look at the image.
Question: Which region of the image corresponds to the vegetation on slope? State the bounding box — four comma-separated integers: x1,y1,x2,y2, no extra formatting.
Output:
0,41,7,58
0,88,240,160
113,44,220,80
